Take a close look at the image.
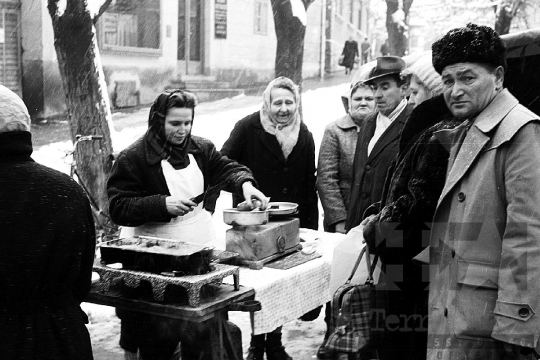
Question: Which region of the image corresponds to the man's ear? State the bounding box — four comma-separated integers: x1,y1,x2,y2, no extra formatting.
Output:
494,66,505,91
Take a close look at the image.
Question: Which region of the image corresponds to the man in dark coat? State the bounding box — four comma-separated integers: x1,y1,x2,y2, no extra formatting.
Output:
341,36,360,74
346,56,413,232
361,37,371,65
0,85,96,360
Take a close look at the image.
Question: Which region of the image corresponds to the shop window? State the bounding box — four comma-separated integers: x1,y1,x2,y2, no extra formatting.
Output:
254,0,268,35
98,0,160,52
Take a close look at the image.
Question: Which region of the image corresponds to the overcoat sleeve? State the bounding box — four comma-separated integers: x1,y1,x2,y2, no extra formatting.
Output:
305,130,319,230
492,122,540,352
107,152,172,227
72,197,97,304
317,124,348,227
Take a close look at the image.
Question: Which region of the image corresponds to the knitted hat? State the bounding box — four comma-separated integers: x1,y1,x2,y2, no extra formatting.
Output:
432,23,507,74
401,51,443,96
0,85,30,133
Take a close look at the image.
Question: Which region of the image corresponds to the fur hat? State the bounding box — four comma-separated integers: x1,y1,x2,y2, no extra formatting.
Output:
401,51,443,96
0,85,30,133
432,23,507,74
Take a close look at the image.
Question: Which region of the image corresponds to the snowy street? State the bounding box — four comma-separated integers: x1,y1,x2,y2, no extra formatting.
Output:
33,75,351,360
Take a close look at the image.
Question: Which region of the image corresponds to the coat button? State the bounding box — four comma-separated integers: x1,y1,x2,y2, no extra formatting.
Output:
282,188,288,194
451,249,456,258
519,308,530,318
457,192,466,202
444,308,448,317
283,167,289,173
365,164,372,171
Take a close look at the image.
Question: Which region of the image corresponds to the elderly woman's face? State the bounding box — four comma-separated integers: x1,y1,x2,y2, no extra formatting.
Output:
350,86,375,118
269,88,297,123
408,75,432,108
164,107,193,145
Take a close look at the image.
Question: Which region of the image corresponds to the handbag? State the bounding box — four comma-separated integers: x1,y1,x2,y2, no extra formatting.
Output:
324,245,383,357
338,54,345,66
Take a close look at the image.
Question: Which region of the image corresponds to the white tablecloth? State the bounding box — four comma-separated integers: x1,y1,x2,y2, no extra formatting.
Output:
227,229,344,334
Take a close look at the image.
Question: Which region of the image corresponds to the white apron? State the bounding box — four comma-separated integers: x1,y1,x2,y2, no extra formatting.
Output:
120,154,216,245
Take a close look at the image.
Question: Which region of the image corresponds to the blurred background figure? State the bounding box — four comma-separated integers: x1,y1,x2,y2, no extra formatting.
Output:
341,36,359,74
361,37,371,65
316,79,375,359
380,39,390,56
0,85,96,360
220,76,318,360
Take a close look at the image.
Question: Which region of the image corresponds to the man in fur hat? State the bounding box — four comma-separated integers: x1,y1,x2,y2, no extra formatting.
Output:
0,85,96,360
427,23,540,359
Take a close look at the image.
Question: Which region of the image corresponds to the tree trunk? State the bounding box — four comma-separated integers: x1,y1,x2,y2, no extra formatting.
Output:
495,0,523,35
47,0,116,236
385,0,413,57
270,0,314,89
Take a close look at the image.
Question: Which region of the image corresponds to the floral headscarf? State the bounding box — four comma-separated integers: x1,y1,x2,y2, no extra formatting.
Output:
145,89,198,169
259,77,301,160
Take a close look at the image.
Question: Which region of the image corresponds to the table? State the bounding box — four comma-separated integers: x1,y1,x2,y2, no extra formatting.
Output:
86,282,254,360
227,229,345,335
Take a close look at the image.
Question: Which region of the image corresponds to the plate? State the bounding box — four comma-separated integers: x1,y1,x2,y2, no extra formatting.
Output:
266,202,298,216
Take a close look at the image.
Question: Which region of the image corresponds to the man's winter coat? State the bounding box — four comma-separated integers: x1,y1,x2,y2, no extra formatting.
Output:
428,89,540,359
0,131,96,360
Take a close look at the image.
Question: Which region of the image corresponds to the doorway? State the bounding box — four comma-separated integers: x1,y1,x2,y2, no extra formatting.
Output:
177,0,203,75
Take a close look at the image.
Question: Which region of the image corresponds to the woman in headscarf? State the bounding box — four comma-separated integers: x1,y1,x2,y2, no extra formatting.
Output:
220,77,319,360
107,89,268,360
314,80,375,360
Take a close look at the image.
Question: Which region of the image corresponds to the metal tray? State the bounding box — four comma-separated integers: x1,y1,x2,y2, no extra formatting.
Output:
266,202,299,216
100,236,214,275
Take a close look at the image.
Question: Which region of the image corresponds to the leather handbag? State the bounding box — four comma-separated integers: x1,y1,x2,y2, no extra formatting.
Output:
338,54,345,66
323,245,382,356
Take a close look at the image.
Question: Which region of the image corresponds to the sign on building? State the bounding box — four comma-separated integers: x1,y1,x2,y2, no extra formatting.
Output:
215,0,227,39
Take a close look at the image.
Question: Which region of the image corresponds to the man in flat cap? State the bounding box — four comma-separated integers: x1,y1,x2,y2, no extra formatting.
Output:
427,23,540,359
0,85,96,359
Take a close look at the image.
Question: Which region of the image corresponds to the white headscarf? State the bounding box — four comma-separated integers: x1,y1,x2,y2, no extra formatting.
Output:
0,85,30,133
259,77,301,160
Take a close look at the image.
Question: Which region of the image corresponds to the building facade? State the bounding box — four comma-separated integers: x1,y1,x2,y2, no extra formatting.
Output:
10,0,368,119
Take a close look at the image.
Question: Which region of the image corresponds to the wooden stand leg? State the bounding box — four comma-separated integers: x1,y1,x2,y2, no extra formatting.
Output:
208,314,224,360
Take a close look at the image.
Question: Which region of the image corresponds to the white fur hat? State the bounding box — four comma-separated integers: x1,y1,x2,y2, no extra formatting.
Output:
0,85,31,133
401,51,444,96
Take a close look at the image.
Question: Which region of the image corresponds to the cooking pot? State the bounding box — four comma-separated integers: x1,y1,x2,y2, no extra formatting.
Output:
223,209,269,226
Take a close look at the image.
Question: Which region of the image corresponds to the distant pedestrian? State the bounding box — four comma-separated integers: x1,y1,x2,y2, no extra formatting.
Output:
361,37,371,64
0,85,96,360
380,39,390,56
341,36,359,74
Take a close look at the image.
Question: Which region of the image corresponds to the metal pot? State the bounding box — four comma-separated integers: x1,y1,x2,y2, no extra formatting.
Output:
223,209,269,227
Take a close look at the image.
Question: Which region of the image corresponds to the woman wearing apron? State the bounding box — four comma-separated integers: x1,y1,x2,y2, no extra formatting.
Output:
107,89,268,360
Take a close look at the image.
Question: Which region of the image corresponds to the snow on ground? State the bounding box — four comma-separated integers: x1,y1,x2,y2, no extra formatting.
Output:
35,82,350,359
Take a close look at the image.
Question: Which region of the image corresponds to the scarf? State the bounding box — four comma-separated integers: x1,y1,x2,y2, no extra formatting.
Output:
145,90,193,170
259,77,301,160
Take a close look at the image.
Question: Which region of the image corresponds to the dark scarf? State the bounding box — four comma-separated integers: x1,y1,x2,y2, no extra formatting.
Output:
145,90,192,170
0,131,33,161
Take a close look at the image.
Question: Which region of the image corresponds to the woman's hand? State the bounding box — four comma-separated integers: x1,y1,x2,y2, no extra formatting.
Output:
334,221,347,234
241,181,270,210
165,196,197,216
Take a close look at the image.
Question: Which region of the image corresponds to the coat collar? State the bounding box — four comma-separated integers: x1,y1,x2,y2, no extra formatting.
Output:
336,114,361,132
144,135,202,165
436,89,519,208
368,104,413,160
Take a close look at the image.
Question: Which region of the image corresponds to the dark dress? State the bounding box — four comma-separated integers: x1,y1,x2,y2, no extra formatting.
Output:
342,40,359,70
0,131,96,360
220,111,319,230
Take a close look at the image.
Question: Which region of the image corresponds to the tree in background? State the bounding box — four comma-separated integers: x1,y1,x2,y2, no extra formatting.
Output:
495,0,530,35
385,0,414,56
271,0,315,88
47,0,116,238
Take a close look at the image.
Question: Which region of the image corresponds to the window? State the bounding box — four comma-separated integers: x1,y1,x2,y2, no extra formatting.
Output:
99,0,160,51
254,0,268,35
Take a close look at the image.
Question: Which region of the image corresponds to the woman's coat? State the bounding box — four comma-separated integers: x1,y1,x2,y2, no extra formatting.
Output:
428,90,540,359
221,111,319,230
317,114,359,231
